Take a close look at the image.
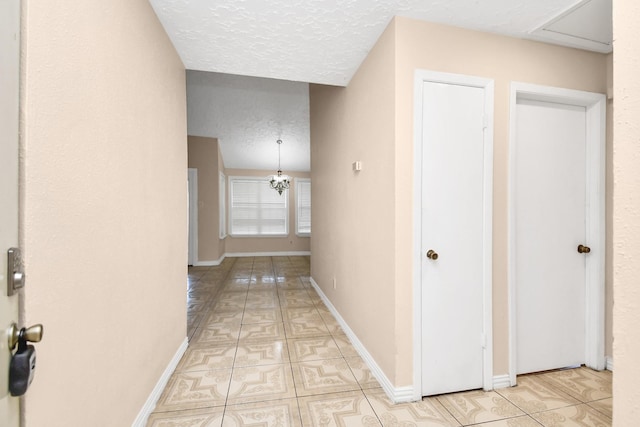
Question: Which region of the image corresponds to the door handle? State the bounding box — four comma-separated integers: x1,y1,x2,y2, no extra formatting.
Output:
577,244,591,254
8,323,43,350
426,250,439,260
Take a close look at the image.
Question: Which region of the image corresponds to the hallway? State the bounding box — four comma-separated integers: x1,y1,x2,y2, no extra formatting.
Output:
147,256,612,426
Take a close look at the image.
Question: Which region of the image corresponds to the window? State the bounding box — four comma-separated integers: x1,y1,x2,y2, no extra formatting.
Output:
219,173,227,239
229,177,288,236
296,178,311,236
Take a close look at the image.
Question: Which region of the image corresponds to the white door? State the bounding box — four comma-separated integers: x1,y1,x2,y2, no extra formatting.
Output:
420,75,493,396
514,99,588,374
0,0,21,424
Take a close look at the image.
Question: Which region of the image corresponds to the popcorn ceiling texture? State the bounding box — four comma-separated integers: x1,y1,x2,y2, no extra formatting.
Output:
187,71,310,171
150,0,580,86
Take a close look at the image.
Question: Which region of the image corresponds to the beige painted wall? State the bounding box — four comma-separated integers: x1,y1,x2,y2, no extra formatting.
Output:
224,168,311,254
613,0,640,423
20,1,187,425
310,20,398,379
311,17,610,388
188,135,223,262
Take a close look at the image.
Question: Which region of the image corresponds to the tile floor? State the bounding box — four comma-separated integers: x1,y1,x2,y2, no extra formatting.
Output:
147,256,613,426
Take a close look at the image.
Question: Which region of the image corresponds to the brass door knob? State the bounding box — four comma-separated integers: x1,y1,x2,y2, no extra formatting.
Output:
8,323,44,350
577,244,591,254
426,250,439,260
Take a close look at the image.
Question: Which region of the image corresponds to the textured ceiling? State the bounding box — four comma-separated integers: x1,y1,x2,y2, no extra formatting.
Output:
149,0,611,86
187,71,310,172
154,0,612,172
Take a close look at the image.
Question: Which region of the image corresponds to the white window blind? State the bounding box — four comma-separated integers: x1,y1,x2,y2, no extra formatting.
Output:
296,179,311,236
229,177,288,236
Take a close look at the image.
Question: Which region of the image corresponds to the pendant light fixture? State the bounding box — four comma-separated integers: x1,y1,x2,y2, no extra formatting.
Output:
269,139,290,195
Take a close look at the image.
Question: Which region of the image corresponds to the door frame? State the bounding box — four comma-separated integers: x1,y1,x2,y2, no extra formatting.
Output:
0,0,21,423
508,82,606,385
412,69,494,400
187,168,198,266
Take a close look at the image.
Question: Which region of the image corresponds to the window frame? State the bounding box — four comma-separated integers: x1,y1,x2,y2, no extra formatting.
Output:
295,178,311,237
219,172,227,239
228,176,289,237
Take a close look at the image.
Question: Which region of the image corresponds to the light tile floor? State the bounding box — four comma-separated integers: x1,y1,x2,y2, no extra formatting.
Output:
147,256,613,427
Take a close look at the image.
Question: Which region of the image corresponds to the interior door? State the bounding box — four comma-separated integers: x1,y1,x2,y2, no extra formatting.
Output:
421,79,489,396
514,98,587,374
0,0,21,424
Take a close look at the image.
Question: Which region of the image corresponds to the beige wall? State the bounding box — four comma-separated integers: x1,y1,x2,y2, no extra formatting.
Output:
613,0,640,423
20,1,187,425
188,135,223,262
224,168,311,255
310,20,398,379
311,17,610,388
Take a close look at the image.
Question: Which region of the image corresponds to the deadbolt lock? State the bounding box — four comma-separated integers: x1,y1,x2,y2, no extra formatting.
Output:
7,247,25,296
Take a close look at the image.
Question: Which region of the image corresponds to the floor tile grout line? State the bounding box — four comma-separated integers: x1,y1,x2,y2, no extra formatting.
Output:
361,386,387,426
434,395,466,426
585,401,613,420
496,381,597,418
213,258,237,421
534,372,604,404
462,413,543,426
273,257,307,426
217,257,252,422
494,387,532,417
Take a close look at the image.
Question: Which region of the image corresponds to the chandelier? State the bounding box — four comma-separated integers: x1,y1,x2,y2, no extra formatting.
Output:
268,139,290,195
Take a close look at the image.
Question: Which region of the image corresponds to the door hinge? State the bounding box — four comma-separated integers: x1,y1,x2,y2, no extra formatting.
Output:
483,114,490,130
481,332,487,349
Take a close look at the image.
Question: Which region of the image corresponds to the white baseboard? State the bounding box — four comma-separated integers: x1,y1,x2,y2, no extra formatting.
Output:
132,337,188,427
310,277,414,403
193,254,226,267
309,277,519,401
606,356,613,371
493,374,511,389
225,251,311,258
193,251,311,266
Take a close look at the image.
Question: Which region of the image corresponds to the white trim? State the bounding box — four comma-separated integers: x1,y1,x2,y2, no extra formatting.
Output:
219,172,227,239
187,168,198,266
493,375,512,390
310,278,414,403
193,254,226,267
195,252,311,265
295,178,311,237
225,251,311,258
606,356,613,371
412,69,494,400
507,82,606,385
132,337,188,427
